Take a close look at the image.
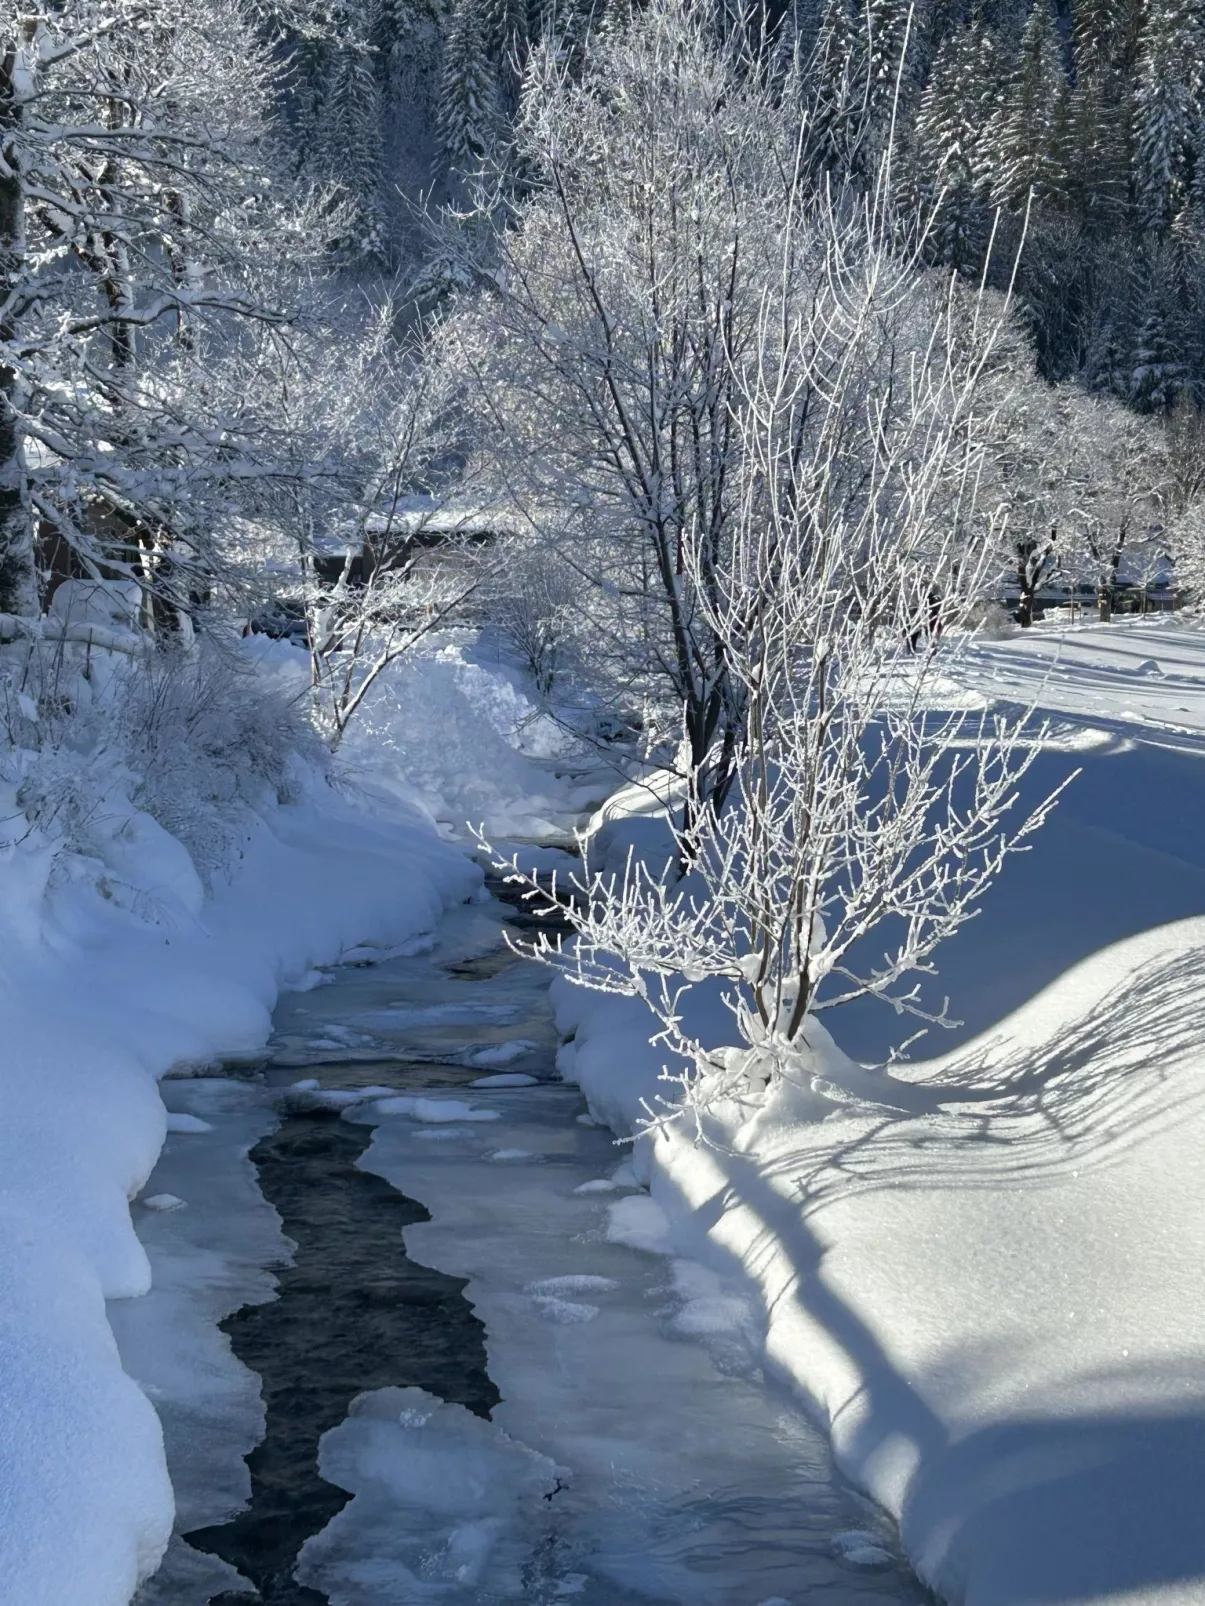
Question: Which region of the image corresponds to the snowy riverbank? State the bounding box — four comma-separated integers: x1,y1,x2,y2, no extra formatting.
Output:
0,652,493,1604
554,620,1205,1606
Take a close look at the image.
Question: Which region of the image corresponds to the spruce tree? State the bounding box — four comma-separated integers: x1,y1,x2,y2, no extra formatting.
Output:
1133,0,1205,233
439,0,500,175
807,0,861,176
987,2,1069,210
909,20,996,272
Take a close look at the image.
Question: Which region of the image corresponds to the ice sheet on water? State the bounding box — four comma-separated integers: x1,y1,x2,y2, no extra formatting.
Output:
342,1077,922,1606
467,1044,539,1068
471,1072,539,1087
111,1079,283,1602
374,1096,500,1123
296,1386,563,1604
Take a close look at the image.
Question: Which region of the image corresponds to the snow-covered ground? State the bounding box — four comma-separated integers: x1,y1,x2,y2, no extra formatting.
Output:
559,619,1205,1606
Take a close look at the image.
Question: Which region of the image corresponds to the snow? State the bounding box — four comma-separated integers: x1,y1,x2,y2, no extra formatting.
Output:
554,620,1205,1606
0,639,480,1604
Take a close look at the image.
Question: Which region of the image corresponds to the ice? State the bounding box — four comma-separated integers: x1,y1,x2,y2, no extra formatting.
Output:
110,1078,284,1606
471,1071,539,1087
374,1096,501,1123
467,1043,539,1068
142,1194,186,1212
489,1148,538,1162
165,1113,214,1134
296,1386,562,1603
317,1061,919,1605
531,1295,600,1323
527,1276,619,1295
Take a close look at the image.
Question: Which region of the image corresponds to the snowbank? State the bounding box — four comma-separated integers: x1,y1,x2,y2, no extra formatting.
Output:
0,727,475,1605
553,622,1205,1606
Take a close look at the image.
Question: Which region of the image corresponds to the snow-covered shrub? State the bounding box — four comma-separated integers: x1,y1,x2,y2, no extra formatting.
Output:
2,637,323,886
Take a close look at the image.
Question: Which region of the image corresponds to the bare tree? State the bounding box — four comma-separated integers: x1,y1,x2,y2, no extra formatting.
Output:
0,0,321,625
449,5,806,838
485,57,1069,1119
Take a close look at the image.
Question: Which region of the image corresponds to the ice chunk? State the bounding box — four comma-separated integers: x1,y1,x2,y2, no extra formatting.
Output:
141,1194,186,1213
165,1113,213,1134
374,1097,500,1123
470,1072,538,1088
526,1275,618,1296
467,1042,537,1069
297,1387,562,1603
532,1296,599,1323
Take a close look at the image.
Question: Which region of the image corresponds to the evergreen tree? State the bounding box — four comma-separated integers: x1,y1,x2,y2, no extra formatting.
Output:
439,0,501,174
1130,306,1185,408
806,0,862,175
1133,0,1205,232
988,1,1069,209
908,20,996,271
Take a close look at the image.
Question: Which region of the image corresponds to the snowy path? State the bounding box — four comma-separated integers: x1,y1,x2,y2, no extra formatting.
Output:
121,888,929,1606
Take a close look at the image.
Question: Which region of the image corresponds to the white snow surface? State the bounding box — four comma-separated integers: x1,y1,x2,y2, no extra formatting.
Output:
554,621,1205,1606
0,676,477,1603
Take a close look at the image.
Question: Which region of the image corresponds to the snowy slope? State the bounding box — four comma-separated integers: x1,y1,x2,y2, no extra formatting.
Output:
557,620,1205,1606
0,764,476,1606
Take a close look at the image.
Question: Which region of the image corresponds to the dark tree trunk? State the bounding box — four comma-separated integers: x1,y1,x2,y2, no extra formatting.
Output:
0,33,36,617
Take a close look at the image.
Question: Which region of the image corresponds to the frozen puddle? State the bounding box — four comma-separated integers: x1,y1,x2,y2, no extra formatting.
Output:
126,893,928,1605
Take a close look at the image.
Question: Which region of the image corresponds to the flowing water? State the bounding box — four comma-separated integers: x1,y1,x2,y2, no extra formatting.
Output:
128,883,932,1606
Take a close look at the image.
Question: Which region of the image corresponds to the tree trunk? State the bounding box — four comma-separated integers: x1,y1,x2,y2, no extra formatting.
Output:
0,33,37,618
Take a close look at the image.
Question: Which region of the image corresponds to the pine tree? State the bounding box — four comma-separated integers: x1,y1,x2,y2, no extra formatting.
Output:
1133,0,1205,232
908,20,996,272
439,0,500,174
987,0,1069,210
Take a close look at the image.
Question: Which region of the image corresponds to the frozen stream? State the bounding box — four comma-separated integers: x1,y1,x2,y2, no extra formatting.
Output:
122,884,931,1606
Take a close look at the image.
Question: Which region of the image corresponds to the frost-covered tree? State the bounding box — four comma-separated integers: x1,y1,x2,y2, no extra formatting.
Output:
484,67,1067,1102
0,0,319,624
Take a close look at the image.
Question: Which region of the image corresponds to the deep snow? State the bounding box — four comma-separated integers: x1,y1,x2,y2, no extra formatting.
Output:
557,619,1205,1606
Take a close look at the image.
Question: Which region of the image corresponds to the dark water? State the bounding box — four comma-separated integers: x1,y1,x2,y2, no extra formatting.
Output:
186,1109,498,1603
